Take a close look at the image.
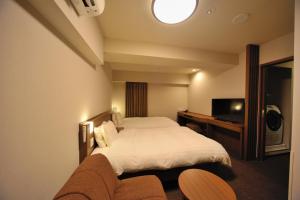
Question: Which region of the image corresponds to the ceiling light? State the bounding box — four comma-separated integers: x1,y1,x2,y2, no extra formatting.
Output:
192,68,200,72
152,0,198,24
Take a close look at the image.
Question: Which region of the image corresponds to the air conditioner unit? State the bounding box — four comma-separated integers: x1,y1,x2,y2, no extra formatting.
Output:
71,0,105,17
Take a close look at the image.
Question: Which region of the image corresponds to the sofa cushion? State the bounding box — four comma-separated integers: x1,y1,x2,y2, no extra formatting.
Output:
53,170,110,200
74,154,120,199
114,175,167,200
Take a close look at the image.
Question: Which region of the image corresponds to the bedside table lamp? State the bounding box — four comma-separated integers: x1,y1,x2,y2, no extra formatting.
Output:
112,106,118,113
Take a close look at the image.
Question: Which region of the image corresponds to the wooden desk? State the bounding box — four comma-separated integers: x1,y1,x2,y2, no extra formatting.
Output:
179,169,237,200
177,111,244,159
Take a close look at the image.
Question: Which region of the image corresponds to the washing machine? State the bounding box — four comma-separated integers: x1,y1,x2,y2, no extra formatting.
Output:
265,105,284,146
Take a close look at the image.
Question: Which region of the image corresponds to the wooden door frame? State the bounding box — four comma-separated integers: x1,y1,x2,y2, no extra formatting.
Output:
244,44,260,160
257,56,294,160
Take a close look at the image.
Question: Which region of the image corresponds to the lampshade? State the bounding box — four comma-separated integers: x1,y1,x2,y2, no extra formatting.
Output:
152,0,198,24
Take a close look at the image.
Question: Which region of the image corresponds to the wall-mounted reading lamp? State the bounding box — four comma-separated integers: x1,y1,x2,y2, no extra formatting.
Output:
79,121,94,163
80,121,94,143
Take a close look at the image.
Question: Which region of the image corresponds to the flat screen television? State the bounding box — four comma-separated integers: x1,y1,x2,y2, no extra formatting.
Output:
212,98,245,123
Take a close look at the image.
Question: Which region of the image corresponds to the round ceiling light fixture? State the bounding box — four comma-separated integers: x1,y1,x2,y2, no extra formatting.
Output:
152,0,198,24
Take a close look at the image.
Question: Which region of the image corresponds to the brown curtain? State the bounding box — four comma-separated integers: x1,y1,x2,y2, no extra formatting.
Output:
125,82,148,117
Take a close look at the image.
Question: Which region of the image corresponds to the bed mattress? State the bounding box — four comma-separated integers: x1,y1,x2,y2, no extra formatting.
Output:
92,126,231,175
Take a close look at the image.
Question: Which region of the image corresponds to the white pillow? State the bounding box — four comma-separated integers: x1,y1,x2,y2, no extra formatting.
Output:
102,121,119,146
94,123,107,148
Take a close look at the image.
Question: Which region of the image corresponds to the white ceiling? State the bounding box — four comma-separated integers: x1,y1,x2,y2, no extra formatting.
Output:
98,0,294,53
98,0,294,73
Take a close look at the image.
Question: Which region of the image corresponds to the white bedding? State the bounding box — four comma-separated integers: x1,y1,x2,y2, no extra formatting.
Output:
92,126,231,175
119,117,179,129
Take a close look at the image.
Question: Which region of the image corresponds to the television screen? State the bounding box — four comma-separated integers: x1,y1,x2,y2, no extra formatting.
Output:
212,98,245,123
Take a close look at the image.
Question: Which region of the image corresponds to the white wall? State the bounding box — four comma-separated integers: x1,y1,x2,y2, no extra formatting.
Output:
188,32,294,116
112,70,189,85
290,1,300,199
0,1,111,200
112,82,126,117
260,32,294,64
26,0,104,65
112,82,188,120
111,70,188,120
54,0,104,63
188,52,246,115
105,38,238,73
148,84,188,120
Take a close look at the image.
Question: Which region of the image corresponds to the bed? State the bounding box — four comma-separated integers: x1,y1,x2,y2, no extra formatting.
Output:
92,126,231,175
79,111,232,181
119,116,179,129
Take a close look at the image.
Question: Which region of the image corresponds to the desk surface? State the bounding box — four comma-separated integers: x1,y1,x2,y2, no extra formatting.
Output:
178,111,244,133
179,111,215,120
179,169,237,200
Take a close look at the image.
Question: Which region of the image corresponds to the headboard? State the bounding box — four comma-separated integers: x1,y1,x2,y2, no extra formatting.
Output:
78,111,112,163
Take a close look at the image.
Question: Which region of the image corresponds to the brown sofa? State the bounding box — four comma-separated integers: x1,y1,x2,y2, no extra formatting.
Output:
54,154,167,200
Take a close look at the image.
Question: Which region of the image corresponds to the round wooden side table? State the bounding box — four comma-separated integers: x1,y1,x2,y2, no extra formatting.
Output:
178,169,237,200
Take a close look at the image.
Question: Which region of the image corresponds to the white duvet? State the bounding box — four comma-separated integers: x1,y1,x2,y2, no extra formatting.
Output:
120,117,179,129
92,126,231,175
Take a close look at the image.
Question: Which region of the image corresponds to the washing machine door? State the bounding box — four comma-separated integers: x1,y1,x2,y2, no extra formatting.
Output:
266,110,282,131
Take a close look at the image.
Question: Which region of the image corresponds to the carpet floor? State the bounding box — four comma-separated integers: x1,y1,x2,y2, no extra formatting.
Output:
165,154,290,200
